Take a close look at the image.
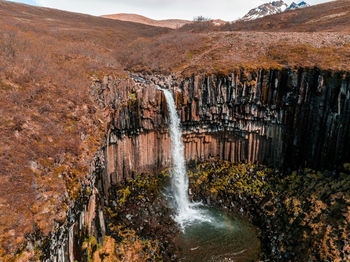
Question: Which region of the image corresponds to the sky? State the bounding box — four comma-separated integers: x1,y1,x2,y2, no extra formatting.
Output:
7,0,332,20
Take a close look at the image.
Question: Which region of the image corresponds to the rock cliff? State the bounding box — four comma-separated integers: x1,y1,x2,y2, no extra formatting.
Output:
92,69,350,194
39,68,350,261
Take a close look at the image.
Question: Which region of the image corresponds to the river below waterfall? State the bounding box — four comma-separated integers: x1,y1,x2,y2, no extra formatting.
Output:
177,207,260,262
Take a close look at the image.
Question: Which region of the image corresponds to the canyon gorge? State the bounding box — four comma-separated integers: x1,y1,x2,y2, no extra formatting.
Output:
1,0,350,261
33,68,350,261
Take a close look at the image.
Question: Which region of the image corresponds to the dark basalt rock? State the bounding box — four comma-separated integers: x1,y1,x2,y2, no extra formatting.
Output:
38,68,350,261
92,69,350,186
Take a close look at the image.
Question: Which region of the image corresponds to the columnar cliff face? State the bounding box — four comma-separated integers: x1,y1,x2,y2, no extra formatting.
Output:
42,68,350,261
92,69,350,193
33,151,106,262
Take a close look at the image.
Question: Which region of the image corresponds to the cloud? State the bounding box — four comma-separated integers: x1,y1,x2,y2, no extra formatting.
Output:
17,0,333,20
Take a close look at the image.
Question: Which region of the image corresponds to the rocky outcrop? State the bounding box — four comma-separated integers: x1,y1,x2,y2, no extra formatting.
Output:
39,68,350,260
24,150,107,262
241,1,288,21
91,69,350,193
240,0,309,21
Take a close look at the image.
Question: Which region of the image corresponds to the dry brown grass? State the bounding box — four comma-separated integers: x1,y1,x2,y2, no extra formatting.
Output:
0,1,168,258
219,0,350,32
262,42,350,69
179,0,350,33
116,32,210,73
120,31,350,75
1,0,350,259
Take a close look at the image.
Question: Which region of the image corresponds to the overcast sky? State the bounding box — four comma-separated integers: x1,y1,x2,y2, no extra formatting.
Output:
8,0,332,20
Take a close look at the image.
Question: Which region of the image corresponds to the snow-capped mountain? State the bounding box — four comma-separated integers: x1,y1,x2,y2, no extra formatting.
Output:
286,1,310,10
241,1,288,21
241,1,310,21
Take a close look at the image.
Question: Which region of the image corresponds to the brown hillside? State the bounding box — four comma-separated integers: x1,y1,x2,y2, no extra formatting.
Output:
0,0,350,259
0,0,169,258
120,31,350,74
102,13,190,29
220,0,350,32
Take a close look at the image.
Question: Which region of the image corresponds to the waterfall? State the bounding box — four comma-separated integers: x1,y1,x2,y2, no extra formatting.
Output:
162,89,191,213
160,88,211,228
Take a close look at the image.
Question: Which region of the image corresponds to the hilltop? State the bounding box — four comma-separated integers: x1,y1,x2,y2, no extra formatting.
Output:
101,13,190,29
240,0,310,21
222,0,350,32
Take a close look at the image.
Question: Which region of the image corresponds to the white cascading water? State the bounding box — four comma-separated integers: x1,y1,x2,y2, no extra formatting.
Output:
160,88,211,228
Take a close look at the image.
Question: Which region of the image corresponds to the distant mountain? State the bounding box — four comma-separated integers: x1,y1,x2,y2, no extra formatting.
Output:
286,1,310,10
101,13,190,29
241,1,310,21
241,1,288,21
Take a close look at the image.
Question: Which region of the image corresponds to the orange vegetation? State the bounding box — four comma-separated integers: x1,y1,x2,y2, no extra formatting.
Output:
120,32,350,74
0,0,350,258
91,229,161,262
0,1,167,258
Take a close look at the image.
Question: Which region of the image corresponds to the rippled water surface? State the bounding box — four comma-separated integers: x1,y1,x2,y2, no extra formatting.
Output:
177,207,260,262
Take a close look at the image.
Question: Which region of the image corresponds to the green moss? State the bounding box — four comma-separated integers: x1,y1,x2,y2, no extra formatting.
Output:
189,161,272,199
128,91,137,101
112,172,169,212
188,161,350,261
100,172,170,261
34,244,43,261
186,51,193,60
90,231,162,262
82,236,99,262
117,186,131,206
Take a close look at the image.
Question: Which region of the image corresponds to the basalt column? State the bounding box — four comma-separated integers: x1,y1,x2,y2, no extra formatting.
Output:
92,68,350,189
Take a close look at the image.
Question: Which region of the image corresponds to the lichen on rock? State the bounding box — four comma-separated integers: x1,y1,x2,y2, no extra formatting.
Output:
187,161,350,261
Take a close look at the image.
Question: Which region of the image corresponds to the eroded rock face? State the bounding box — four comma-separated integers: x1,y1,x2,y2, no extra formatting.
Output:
91,69,350,192
41,68,350,261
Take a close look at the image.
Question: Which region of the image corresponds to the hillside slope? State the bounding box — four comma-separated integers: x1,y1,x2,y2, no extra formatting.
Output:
0,0,350,259
222,0,350,32
102,13,190,29
0,0,169,258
